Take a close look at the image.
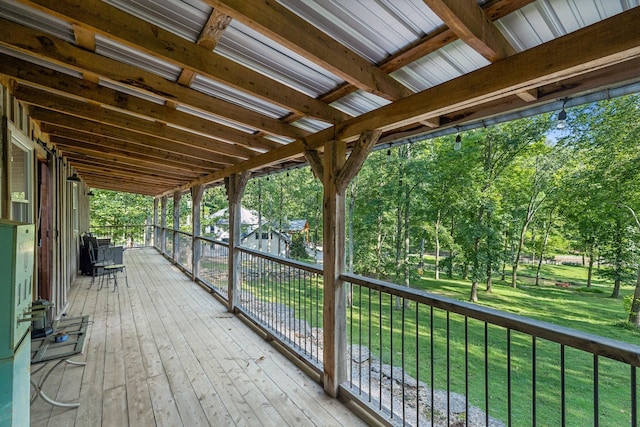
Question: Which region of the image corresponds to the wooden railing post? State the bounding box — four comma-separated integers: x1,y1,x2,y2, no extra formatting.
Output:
226,172,250,312
311,129,381,397
153,197,159,247
173,190,181,263
160,195,167,254
192,184,204,280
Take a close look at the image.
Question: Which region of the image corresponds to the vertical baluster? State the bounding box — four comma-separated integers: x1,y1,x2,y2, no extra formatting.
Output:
532,336,537,426
561,345,565,427
465,316,469,427
632,365,637,427
430,306,434,426
594,355,599,427
447,311,451,427
485,322,489,427
507,328,512,427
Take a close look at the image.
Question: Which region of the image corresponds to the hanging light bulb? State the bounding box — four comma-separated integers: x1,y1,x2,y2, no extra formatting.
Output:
557,98,568,129
454,133,462,151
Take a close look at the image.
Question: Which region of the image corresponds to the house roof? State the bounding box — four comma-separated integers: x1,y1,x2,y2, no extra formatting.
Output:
1,0,639,196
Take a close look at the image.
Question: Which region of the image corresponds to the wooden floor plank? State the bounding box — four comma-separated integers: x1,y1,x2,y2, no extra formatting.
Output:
31,247,366,427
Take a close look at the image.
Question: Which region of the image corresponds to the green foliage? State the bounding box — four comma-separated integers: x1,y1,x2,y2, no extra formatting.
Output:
289,233,309,260
90,190,153,229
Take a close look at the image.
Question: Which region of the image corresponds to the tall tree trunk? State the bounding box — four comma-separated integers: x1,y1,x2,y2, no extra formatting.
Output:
629,269,640,326
470,235,480,302
375,214,384,278
402,181,411,309
611,218,623,298
586,243,595,288
434,209,441,280
448,215,455,279
535,210,554,286
501,229,509,281
511,221,529,288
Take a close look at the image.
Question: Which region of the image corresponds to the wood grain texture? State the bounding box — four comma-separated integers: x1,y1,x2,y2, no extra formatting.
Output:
31,248,365,426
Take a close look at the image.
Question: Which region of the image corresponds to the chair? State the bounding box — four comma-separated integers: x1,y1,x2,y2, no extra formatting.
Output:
99,246,128,292
87,241,107,289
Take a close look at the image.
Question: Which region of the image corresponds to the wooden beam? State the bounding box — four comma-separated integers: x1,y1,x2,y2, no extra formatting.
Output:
18,0,348,124
322,138,346,397
44,126,227,170
30,108,241,165
204,0,412,101
424,0,537,102
0,17,309,139
424,0,515,61
0,55,285,152
198,9,232,50
335,130,382,192
322,0,537,104
13,83,258,160
51,136,213,177
304,149,324,180
226,171,251,311
161,6,640,196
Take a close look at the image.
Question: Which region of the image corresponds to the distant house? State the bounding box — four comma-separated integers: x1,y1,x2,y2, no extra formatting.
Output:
288,219,310,243
241,226,291,257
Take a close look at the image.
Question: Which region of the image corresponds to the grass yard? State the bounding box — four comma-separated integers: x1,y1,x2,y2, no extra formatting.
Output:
241,260,640,426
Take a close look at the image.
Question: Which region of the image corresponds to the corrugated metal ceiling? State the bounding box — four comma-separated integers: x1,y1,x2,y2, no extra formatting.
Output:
0,0,638,195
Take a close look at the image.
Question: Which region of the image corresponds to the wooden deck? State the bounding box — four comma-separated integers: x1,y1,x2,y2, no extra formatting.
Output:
31,247,365,427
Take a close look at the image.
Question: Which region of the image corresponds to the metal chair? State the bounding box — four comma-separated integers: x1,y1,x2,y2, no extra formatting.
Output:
87,241,107,289
99,246,128,292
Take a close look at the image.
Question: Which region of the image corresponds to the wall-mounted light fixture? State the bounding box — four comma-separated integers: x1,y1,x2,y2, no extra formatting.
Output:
67,173,81,183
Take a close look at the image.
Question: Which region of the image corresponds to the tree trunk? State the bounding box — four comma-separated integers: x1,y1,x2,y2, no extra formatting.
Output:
511,221,529,288
434,209,441,280
535,211,554,286
611,218,623,298
586,245,595,288
628,268,640,326
501,229,508,281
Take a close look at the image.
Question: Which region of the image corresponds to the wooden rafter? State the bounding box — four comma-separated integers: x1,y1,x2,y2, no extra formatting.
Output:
0,56,285,152
0,17,309,139
17,0,348,124
204,0,413,101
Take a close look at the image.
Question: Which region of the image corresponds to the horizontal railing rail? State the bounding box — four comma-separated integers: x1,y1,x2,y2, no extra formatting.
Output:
340,271,640,426
159,227,640,426
196,236,229,297
90,224,154,248
236,246,324,367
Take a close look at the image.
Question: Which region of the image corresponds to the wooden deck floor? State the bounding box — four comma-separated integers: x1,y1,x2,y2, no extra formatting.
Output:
31,247,365,427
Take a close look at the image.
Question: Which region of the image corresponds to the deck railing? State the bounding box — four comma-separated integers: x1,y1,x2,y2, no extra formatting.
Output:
89,224,154,247
157,227,640,426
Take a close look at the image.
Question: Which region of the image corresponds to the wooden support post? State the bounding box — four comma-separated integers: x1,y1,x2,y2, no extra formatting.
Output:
152,197,159,247
320,129,381,397
172,191,181,263
191,185,205,281
226,172,250,312
160,195,167,255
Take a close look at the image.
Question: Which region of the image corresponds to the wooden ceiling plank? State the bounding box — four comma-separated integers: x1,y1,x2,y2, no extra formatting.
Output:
204,0,412,101
0,54,285,151
18,0,348,124
0,17,309,140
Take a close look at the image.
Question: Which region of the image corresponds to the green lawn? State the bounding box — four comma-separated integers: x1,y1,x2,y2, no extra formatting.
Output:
242,261,640,426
